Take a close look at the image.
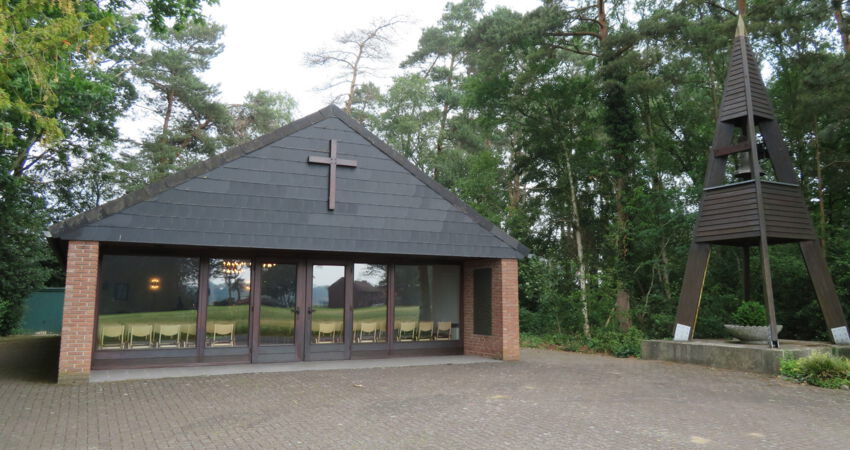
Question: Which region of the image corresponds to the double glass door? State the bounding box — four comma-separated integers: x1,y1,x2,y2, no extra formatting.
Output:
250,262,351,362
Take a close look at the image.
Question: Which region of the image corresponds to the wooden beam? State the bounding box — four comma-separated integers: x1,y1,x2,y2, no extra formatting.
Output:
742,246,751,301
740,31,780,348
799,240,850,343
673,243,711,340
712,141,751,157
704,123,736,188
758,120,798,184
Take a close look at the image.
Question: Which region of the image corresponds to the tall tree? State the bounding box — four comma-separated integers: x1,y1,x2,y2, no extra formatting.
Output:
402,0,484,157
121,21,231,187
303,17,403,112
227,90,297,144
0,0,216,335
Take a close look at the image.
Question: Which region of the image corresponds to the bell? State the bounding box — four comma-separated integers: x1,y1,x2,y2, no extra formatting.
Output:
734,151,753,180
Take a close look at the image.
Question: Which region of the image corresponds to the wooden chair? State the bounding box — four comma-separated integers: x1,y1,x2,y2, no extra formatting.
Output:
335,321,344,343
128,324,153,349
377,319,387,342
211,322,235,347
352,321,361,342
359,321,378,343
435,321,452,340
180,323,196,348
99,324,125,349
397,321,416,342
157,324,181,348
417,321,434,341
316,322,335,344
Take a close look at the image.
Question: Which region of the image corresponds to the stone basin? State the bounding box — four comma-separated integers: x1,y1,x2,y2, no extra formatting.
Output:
724,324,783,344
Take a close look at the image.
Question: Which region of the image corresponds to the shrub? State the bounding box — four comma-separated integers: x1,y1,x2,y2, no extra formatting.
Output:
730,301,767,326
590,328,645,358
780,352,850,389
520,328,645,358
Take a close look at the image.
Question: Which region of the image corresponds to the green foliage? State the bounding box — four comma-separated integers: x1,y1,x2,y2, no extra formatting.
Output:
228,90,296,143
120,20,230,187
0,0,215,335
520,327,645,358
731,301,769,327
0,172,52,335
781,353,850,389
118,22,297,191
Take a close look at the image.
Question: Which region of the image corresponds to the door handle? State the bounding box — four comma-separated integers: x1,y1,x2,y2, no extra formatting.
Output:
307,307,315,314
291,307,300,315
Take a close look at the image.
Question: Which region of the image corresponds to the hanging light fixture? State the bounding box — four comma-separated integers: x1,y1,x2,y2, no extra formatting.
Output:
148,277,161,291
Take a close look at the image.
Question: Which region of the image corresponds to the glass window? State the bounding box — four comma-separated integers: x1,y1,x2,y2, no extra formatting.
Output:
206,259,251,347
259,263,297,345
311,265,345,344
394,265,460,342
353,264,387,343
97,255,199,350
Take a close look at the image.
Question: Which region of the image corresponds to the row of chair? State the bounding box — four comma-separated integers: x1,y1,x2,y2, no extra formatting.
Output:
98,322,237,349
101,320,455,348
313,320,454,344
396,321,453,342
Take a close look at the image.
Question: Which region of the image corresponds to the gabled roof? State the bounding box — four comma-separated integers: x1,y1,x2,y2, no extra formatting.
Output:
50,105,529,259
718,16,775,123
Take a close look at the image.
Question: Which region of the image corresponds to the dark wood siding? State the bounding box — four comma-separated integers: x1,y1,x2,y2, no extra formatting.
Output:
718,38,774,122
762,182,817,241
694,181,816,245
694,182,760,243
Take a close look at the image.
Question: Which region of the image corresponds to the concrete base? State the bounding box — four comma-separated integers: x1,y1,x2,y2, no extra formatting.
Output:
642,339,850,375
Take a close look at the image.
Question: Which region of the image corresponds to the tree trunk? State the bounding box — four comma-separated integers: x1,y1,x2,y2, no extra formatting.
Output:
814,119,828,247
345,44,365,113
614,176,631,332
833,1,850,53
615,289,631,332
565,151,590,338
436,54,456,155
163,91,174,132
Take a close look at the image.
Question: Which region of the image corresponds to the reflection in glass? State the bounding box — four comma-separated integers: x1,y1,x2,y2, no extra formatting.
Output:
394,265,460,342
353,264,387,343
97,255,199,350
311,265,345,344
206,259,251,347
259,263,297,345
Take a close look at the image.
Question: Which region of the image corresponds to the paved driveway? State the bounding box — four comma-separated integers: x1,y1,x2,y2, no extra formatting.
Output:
1,336,849,449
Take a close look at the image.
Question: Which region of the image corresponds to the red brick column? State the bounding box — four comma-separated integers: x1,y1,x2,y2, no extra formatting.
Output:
57,241,99,384
462,259,520,360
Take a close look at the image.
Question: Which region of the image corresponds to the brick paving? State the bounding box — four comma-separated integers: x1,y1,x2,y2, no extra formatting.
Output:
2,336,849,449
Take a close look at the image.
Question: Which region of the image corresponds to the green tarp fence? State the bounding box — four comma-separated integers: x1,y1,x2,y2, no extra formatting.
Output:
21,288,64,334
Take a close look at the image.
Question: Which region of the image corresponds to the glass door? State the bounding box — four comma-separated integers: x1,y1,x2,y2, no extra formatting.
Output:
305,264,350,361
251,261,303,363
202,258,252,362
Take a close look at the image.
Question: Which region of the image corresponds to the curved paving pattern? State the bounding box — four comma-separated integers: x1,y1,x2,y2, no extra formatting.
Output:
1,339,849,449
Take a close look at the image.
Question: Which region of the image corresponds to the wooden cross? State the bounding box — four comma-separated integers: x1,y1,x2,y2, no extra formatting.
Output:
308,139,357,210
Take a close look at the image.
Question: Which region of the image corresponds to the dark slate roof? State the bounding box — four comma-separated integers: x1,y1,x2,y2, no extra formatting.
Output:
50,105,529,259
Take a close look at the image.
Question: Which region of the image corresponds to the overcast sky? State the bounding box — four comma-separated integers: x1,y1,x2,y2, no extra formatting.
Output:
119,0,541,142
202,0,541,115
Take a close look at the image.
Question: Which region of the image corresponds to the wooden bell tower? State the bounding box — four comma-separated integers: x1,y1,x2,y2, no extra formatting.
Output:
672,6,850,347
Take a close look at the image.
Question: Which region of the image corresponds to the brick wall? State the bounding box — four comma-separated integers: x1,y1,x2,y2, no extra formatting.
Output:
462,259,520,360
57,241,99,384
